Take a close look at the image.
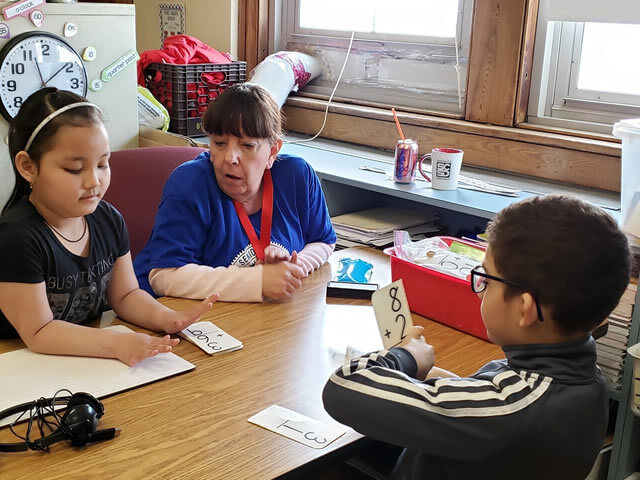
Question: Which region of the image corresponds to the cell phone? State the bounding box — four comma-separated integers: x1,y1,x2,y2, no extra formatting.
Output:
326,281,379,299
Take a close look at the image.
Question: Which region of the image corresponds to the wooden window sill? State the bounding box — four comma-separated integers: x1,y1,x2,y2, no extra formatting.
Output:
282,97,621,192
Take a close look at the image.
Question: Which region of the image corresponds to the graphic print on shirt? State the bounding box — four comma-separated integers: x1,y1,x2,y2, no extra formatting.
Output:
45,254,115,323
230,242,289,267
99,271,112,307
66,284,98,322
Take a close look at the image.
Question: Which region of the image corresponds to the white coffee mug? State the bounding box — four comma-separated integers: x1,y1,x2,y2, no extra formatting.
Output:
418,148,464,190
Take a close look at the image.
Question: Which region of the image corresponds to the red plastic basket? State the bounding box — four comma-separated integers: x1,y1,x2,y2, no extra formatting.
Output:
145,61,247,137
384,236,490,342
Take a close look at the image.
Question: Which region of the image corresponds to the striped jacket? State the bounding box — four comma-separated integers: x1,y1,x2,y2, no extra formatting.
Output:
323,337,608,480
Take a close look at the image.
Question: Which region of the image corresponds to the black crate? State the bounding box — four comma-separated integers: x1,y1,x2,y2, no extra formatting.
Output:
145,61,247,137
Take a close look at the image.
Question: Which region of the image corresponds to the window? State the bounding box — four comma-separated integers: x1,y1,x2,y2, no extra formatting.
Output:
273,0,473,115
528,1,640,134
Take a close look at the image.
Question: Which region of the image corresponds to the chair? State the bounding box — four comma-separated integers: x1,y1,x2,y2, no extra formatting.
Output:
103,146,207,259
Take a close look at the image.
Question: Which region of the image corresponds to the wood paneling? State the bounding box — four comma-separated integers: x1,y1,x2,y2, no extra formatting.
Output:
283,104,620,192
465,0,528,126
286,97,620,157
515,0,540,124
0,247,503,479
237,0,269,73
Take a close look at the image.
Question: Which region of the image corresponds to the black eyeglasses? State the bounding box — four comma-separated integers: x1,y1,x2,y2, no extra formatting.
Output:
470,265,544,322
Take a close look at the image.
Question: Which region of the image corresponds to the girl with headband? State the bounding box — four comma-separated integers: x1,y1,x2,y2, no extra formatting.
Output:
0,88,217,365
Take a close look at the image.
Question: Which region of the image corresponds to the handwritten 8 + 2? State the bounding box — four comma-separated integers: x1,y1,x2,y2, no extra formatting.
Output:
185,328,224,351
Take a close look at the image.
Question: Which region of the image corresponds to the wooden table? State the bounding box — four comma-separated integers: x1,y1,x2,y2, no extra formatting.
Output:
0,247,503,480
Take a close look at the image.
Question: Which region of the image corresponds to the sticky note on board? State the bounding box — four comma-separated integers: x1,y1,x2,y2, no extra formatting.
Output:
371,279,413,349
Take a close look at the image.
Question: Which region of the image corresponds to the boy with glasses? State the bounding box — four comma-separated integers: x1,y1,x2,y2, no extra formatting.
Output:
323,195,631,480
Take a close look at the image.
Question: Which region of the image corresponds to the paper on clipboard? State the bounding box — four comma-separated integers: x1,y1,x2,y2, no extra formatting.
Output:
0,325,194,427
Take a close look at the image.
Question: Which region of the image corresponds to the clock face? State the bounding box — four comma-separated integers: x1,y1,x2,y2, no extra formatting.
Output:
0,32,87,120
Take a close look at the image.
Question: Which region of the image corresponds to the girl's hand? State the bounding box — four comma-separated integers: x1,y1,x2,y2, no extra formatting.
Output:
116,332,180,366
160,293,218,334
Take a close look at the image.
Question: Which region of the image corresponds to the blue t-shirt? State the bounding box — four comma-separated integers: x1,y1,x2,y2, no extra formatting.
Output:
134,152,336,295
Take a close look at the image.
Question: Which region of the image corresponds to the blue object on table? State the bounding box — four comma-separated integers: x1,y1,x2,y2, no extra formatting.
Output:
335,258,374,283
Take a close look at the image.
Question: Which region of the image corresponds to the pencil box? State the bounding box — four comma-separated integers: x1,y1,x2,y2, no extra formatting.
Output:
384,236,490,342
326,281,379,299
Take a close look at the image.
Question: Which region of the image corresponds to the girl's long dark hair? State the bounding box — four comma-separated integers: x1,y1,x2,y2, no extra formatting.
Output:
3,88,103,215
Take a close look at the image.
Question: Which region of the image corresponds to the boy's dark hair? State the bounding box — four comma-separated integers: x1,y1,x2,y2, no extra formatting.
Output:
3,88,103,215
202,83,283,142
485,194,630,333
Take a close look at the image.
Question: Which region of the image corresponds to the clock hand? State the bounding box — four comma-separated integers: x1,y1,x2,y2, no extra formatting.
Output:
43,62,69,85
33,59,46,87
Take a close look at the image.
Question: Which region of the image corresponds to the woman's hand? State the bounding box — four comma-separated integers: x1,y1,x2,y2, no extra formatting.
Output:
396,326,435,380
263,245,291,264
262,253,306,300
158,293,218,334
115,332,181,366
292,253,316,277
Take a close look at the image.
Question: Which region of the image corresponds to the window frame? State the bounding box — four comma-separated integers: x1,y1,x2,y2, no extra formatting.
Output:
273,0,474,115
528,20,640,133
253,0,622,192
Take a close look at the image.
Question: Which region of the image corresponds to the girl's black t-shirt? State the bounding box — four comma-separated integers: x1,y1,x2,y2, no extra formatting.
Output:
0,199,130,338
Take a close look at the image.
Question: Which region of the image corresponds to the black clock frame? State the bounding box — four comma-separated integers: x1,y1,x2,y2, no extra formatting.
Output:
0,31,88,121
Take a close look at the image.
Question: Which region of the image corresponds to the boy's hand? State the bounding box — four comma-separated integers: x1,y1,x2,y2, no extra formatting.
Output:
160,293,218,334
397,326,435,380
262,255,306,300
116,332,180,366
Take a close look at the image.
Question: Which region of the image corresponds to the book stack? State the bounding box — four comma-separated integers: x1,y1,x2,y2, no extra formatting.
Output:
331,206,441,249
632,244,640,279
596,282,637,390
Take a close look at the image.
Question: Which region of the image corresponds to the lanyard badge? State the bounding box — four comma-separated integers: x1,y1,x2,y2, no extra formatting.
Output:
233,170,274,262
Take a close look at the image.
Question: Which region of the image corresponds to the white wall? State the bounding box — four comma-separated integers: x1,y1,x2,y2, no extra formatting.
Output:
0,3,139,211
134,0,238,58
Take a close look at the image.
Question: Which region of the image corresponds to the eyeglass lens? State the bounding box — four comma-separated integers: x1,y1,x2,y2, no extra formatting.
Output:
472,267,486,292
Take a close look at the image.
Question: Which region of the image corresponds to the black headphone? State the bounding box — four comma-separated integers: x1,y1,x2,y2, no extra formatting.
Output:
0,390,119,452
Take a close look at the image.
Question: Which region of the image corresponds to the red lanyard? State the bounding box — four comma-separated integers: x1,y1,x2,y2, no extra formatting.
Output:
233,169,273,262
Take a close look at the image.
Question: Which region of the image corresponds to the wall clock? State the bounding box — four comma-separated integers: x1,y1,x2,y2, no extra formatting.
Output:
0,31,87,121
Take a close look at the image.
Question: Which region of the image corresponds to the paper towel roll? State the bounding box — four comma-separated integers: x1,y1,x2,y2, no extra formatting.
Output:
249,51,322,108
249,58,295,108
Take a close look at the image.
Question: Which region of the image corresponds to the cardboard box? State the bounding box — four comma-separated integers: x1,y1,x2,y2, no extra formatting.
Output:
139,126,207,148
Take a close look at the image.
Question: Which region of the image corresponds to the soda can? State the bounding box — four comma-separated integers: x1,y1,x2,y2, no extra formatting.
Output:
394,139,418,183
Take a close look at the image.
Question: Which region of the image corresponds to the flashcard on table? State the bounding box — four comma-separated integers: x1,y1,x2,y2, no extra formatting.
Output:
371,279,413,349
180,321,243,354
248,405,347,449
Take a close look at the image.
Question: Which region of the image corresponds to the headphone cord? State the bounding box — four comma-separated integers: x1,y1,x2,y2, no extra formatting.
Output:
7,389,72,452
284,31,355,145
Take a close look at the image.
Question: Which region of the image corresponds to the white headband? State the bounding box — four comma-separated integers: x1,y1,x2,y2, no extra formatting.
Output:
24,102,102,152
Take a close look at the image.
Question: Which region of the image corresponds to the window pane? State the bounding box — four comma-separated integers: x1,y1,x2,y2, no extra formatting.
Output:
299,0,373,32
375,0,459,38
299,0,459,38
577,23,640,96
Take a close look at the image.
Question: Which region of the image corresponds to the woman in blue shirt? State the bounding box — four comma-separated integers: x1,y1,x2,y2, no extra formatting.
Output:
134,83,336,301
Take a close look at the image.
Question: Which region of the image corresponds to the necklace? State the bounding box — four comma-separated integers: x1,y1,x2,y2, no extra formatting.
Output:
45,216,88,243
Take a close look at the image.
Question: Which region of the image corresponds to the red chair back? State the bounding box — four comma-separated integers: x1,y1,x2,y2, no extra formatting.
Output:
103,146,207,258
